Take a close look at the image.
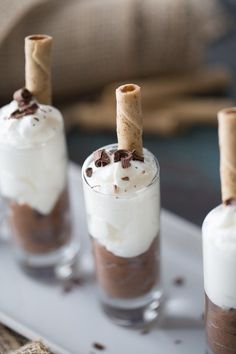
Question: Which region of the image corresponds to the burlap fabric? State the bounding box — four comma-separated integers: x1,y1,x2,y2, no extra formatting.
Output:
0,0,227,102
0,325,22,353
9,341,51,354
0,325,52,354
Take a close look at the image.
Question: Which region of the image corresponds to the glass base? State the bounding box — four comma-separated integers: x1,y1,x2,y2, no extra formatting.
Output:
101,286,163,328
16,240,79,281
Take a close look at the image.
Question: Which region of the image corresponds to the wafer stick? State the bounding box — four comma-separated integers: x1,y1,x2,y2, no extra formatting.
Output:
116,84,143,155
25,34,52,104
218,108,236,203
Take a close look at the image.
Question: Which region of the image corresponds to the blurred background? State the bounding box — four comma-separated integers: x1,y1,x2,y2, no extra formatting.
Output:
1,0,236,225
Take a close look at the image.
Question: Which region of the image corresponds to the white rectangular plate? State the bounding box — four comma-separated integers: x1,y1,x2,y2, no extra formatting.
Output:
0,163,205,354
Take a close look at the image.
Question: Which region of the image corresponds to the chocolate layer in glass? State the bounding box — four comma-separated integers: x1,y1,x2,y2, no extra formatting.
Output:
206,295,236,354
9,188,71,254
92,236,159,299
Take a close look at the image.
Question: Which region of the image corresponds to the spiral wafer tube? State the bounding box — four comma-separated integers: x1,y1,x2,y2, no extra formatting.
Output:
25,34,52,105
116,84,143,156
218,108,236,203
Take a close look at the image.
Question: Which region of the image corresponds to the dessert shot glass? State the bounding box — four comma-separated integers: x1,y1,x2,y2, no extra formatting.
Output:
202,108,236,354
203,204,236,354
82,144,162,327
82,84,163,327
2,133,78,276
0,35,79,277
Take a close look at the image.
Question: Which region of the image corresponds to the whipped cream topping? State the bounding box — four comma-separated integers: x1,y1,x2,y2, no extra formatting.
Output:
85,148,157,195
0,96,67,214
0,99,63,148
203,204,236,309
82,144,160,258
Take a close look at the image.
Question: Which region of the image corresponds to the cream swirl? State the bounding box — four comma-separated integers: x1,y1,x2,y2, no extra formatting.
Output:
82,145,160,257
0,95,67,214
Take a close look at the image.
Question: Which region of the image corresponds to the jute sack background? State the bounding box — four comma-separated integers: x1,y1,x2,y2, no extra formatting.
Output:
0,324,29,353
0,0,227,103
0,324,51,354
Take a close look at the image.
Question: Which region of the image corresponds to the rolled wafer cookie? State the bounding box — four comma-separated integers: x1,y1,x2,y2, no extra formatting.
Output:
116,84,143,156
218,108,236,203
10,340,51,354
25,34,52,105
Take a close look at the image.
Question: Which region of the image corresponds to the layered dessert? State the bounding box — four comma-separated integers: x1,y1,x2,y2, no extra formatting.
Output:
82,83,161,320
0,88,70,254
203,205,236,354
83,146,160,299
203,108,236,354
0,35,72,262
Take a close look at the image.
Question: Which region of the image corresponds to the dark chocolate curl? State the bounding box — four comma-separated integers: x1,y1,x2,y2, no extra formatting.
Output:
132,150,144,162
93,149,110,167
10,102,39,119
85,167,93,177
13,87,32,106
113,149,133,169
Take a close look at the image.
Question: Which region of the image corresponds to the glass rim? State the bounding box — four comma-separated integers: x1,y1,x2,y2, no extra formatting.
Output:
82,143,160,198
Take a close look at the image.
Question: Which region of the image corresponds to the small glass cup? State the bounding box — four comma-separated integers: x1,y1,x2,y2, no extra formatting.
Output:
0,130,79,278
203,205,236,354
82,143,163,327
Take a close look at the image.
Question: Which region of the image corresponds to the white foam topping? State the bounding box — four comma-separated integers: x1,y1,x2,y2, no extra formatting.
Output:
0,99,67,214
203,204,236,309
82,145,160,257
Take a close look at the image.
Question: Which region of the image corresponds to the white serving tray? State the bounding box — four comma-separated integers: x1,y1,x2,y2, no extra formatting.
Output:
0,163,205,354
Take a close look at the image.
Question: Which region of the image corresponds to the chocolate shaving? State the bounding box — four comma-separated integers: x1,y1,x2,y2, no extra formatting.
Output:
114,149,132,169
85,167,93,177
174,276,185,286
114,149,144,168
62,276,83,293
121,176,129,181
10,102,39,119
93,343,106,351
174,339,182,345
132,150,144,162
121,158,131,168
93,149,103,160
225,198,236,206
140,327,150,335
13,87,32,106
114,149,132,162
93,149,110,167
113,184,119,193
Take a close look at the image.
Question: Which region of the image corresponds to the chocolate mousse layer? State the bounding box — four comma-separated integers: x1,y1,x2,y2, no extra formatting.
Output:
92,236,159,299
9,188,71,254
206,295,236,354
